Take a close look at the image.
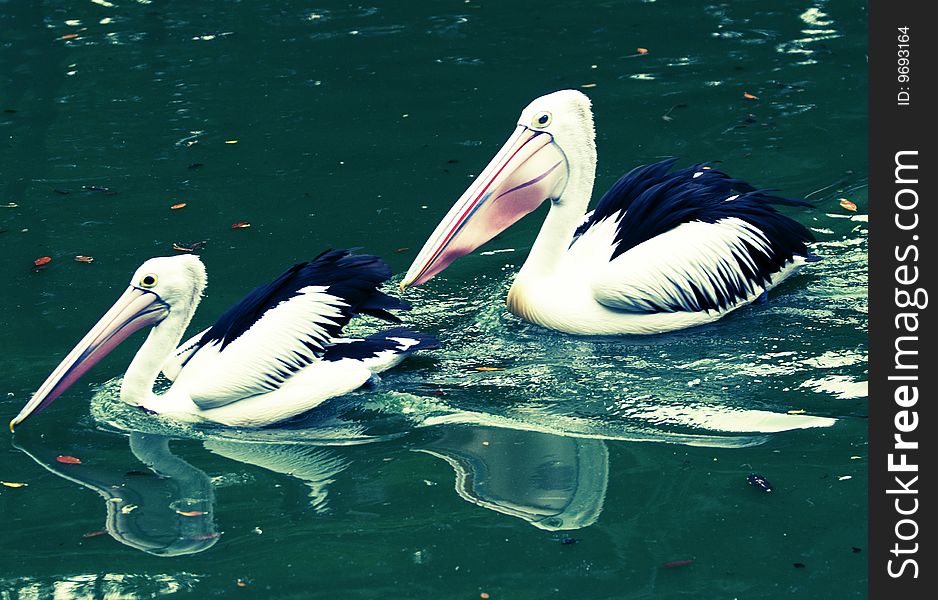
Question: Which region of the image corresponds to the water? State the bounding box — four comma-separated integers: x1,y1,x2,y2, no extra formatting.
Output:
1,1,867,597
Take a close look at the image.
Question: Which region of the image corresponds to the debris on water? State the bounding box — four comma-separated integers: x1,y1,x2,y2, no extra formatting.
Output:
743,92,759,100
82,530,108,538
74,255,94,263
580,83,597,88
2,202,18,208
747,473,773,492
637,47,649,54
225,140,238,145
53,188,71,195
395,247,411,253
59,33,80,41
793,562,806,569
173,241,206,252
1,481,28,488
560,537,579,545
253,527,263,535
480,593,490,599
838,475,852,481
787,409,806,415
33,256,52,268
474,367,504,372
839,198,858,212
662,559,694,569
176,510,206,517
82,185,115,194
187,162,204,169
236,578,249,588
231,222,251,229
171,203,187,210
120,504,139,514
56,455,81,465
687,378,701,387
852,547,862,553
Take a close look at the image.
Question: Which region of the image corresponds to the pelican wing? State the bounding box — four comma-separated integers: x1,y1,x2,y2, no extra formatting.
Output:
173,250,408,409
573,159,815,313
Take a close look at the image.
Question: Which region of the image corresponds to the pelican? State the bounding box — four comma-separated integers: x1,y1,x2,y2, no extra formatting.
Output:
400,90,816,335
11,250,438,430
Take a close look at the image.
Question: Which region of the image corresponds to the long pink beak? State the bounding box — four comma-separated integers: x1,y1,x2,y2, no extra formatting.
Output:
10,287,169,431
401,126,568,289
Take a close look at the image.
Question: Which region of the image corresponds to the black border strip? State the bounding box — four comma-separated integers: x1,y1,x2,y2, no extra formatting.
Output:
869,2,934,596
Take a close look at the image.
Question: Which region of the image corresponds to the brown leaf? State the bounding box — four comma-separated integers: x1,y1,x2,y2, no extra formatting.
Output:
171,203,187,210
82,530,108,538
34,256,52,267
56,455,82,465
637,47,649,54
743,92,759,100
74,255,94,263
231,222,251,229
176,510,206,517
662,559,694,569
173,241,206,252
839,198,858,212
1,481,28,488
60,33,79,41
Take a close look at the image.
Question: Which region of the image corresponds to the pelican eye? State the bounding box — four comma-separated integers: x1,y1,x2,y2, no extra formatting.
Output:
140,274,158,288
531,111,552,128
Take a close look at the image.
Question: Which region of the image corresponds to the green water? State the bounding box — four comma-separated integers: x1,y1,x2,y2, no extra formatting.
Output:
1,1,867,598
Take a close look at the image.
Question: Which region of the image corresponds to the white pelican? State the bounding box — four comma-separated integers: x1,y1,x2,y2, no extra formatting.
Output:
11,250,438,429
400,90,816,335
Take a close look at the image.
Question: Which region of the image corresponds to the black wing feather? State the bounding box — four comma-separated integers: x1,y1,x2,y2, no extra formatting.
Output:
199,249,409,352
577,159,814,301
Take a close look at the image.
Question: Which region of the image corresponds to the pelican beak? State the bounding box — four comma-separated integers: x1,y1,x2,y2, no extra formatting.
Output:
10,287,169,431
400,125,568,289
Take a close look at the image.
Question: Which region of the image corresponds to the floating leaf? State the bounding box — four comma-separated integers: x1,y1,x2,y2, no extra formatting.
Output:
473,367,504,372
173,241,206,252
743,92,759,100
56,455,82,465
82,530,108,538
171,203,187,210
34,256,52,267
176,510,206,517
1,481,28,488
662,559,694,569
637,47,649,54
839,198,857,212
60,33,80,41
231,222,251,229
747,473,773,492
74,255,94,263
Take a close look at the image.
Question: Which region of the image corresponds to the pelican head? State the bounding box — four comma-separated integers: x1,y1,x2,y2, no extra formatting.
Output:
10,255,207,431
401,89,596,289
